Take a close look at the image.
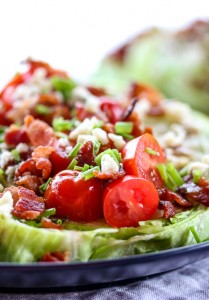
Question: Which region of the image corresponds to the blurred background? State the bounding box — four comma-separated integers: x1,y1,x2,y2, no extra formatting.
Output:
0,0,208,85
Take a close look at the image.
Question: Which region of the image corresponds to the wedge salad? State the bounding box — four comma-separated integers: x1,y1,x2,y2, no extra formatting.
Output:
0,59,208,263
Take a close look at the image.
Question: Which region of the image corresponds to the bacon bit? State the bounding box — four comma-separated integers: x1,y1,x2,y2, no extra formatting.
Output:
26,58,68,78
77,141,95,166
158,188,192,208
121,98,138,121
127,82,162,106
159,200,176,219
4,125,29,146
102,123,114,134
38,94,59,106
16,159,41,178
41,217,62,230
143,127,153,135
35,158,52,180
32,146,55,160
24,116,56,147
39,251,69,262
126,111,142,137
178,180,209,207
16,175,41,193
93,168,126,180
11,186,45,220
86,86,106,97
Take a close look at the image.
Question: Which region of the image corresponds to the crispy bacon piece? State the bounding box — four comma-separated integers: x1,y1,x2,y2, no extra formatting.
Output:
32,146,55,160
178,180,209,206
24,116,56,147
35,158,52,180
16,159,41,177
86,86,106,97
41,217,62,230
16,175,41,193
77,141,95,166
126,111,142,137
11,186,45,220
159,200,176,219
93,168,126,180
158,188,192,208
127,82,162,106
39,251,68,262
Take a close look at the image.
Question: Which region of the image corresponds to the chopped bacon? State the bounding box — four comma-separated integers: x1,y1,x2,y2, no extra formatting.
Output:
32,146,55,160
35,158,52,180
127,82,162,106
41,217,62,230
86,86,106,97
158,188,192,208
11,186,45,220
16,159,41,177
126,111,142,137
26,58,68,78
39,251,68,262
16,175,41,193
159,200,176,219
24,116,56,147
77,141,95,166
4,125,29,146
178,180,209,207
102,123,114,134
93,168,126,180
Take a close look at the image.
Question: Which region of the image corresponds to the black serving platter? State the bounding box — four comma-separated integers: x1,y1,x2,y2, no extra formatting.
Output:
0,242,209,288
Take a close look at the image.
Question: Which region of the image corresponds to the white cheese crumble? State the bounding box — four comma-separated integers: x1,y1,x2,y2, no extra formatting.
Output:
16,143,29,153
0,191,13,217
159,124,186,148
77,134,97,144
134,98,151,118
69,117,101,140
101,154,119,174
0,151,14,169
57,137,70,148
72,86,100,114
92,128,109,145
164,101,191,123
108,133,126,150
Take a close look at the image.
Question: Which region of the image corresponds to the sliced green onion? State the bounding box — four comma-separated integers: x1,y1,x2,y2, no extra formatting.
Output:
115,122,133,134
68,143,82,158
56,219,63,225
51,76,76,101
0,168,6,187
52,117,74,132
40,208,56,218
74,165,83,171
145,147,158,155
192,170,202,184
67,158,78,170
83,164,90,172
166,174,178,191
93,140,101,156
35,104,50,115
11,149,21,162
179,166,188,177
157,164,168,182
189,226,201,243
82,166,100,180
166,162,184,187
0,125,7,133
95,149,121,166
39,177,52,193
93,120,104,129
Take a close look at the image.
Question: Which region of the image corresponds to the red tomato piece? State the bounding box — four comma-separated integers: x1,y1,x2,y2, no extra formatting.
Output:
50,150,71,175
122,133,166,188
100,97,124,123
44,170,103,222
103,175,159,228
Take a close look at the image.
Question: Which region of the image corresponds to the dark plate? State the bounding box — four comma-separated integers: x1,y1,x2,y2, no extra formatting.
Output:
1,242,209,289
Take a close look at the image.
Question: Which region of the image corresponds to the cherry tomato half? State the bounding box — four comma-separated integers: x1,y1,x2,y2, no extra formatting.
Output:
44,170,103,222
103,175,159,228
122,133,166,188
49,150,71,175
